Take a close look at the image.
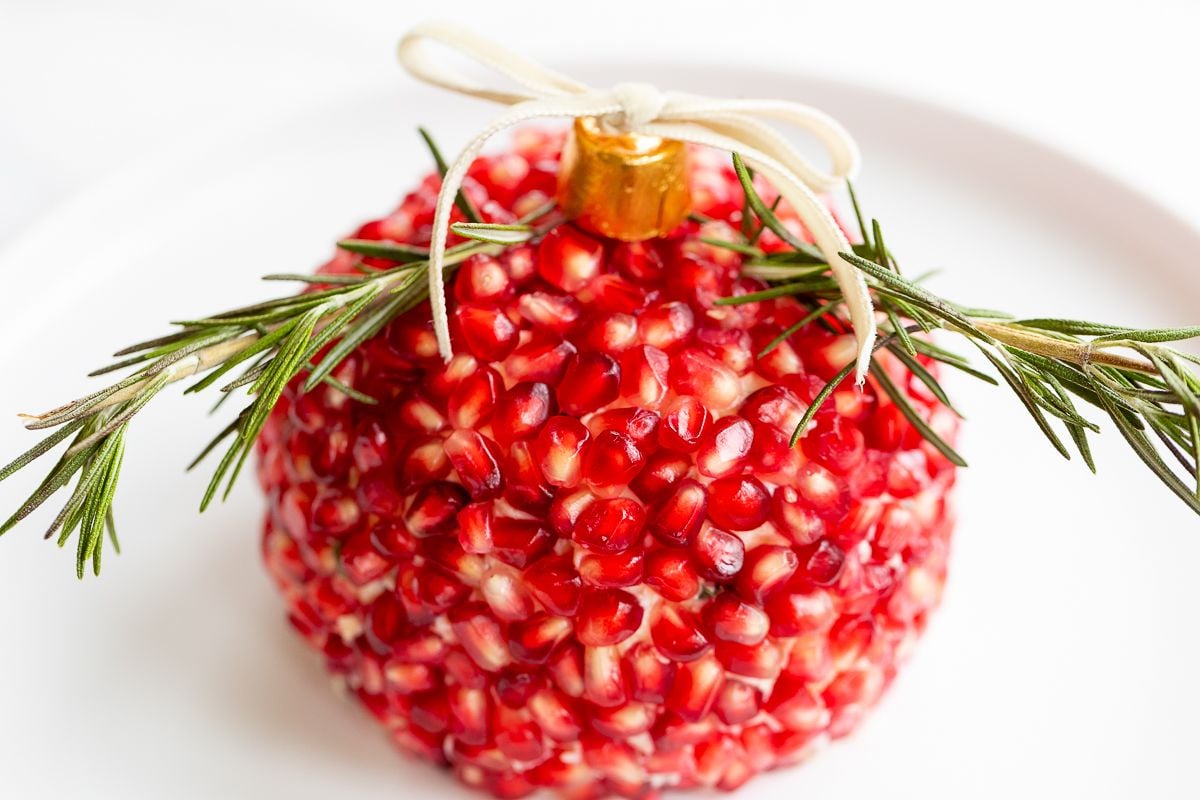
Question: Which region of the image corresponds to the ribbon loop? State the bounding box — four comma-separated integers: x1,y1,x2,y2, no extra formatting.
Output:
396,22,877,383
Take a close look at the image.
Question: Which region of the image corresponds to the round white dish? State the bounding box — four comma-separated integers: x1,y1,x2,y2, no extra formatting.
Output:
1,67,1198,799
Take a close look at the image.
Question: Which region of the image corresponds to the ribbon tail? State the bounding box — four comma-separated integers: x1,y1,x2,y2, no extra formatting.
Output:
426,96,625,361
640,122,877,386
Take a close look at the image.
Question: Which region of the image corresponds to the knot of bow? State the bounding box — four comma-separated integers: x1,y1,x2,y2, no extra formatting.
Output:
397,22,876,382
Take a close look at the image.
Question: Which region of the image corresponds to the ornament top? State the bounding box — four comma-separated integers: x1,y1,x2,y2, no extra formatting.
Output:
397,22,878,383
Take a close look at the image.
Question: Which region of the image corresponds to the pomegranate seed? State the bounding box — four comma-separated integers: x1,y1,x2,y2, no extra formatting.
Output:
398,434,452,486
736,545,800,602
548,643,586,698
494,704,545,762
691,526,745,582
771,485,827,546
509,614,573,664
695,416,754,478
640,301,695,350
444,430,504,498
445,648,488,689
650,605,711,662
533,416,590,487
454,253,511,303
587,407,660,451
747,423,803,482
573,497,645,553
613,239,664,283
740,384,806,432
795,462,850,520
524,554,581,616
447,366,501,429
582,430,645,488
394,631,449,664
537,225,604,291
652,713,718,751
582,311,640,354
666,655,724,722
423,537,487,583
767,589,836,637
393,725,446,764
502,240,537,283
528,688,583,742
591,701,656,739
648,479,707,546
630,452,690,501
628,642,674,704
766,675,831,732
357,470,405,517
410,690,450,731
425,353,479,400
867,402,908,451
518,291,581,334
501,441,555,513
876,503,920,556
557,352,621,415
658,395,710,452
644,549,701,602
448,685,490,745
784,635,833,684
490,517,554,569
619,345,670,406
405,481,469,537
339,530,392,584
481,567,536,621
547,487,597,537
310,487,361,535
492,382,554,447
805,418,867,474
456,501,493,554
351,419,391,473
364,592,407,652
583,645,628,707
504,337,576,384
449,603,512,672
715,679,761,725
716,638,784,678
499,670,549,710
455,303,519,361
705,475,770,531
370,520,418,558
585,272,648,313
670,349,741,410
578,547,645,587
575,589,645,646
800,539,846,586
701,593,769,645
401,563,472,616
829,616,875,670
888,450,931,497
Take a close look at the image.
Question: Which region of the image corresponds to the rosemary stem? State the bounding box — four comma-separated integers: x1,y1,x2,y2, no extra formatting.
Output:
21,242,507,428
23,336,260,426
973,321,1157,374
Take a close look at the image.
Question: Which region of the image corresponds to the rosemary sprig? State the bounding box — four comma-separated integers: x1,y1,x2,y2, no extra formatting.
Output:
5,140,1200,580
0,130,560,576
720,165,1200,516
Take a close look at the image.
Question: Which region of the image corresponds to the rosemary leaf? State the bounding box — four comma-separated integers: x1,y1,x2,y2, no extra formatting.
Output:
870,362,967,467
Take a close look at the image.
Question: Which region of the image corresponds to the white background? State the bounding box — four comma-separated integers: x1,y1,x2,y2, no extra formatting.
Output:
2,2,1200,799
2,0,1200,247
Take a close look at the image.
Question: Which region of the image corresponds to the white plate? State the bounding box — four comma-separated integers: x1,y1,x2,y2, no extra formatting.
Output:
1,67,1198,799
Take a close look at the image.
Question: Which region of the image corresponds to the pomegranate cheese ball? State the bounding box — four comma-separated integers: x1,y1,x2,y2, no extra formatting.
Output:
256,130,958,798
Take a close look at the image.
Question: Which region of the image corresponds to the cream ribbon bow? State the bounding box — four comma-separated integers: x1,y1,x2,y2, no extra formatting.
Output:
397,22,877,383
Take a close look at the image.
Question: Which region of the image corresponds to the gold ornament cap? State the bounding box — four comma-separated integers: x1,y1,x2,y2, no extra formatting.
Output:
556,117,691,241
